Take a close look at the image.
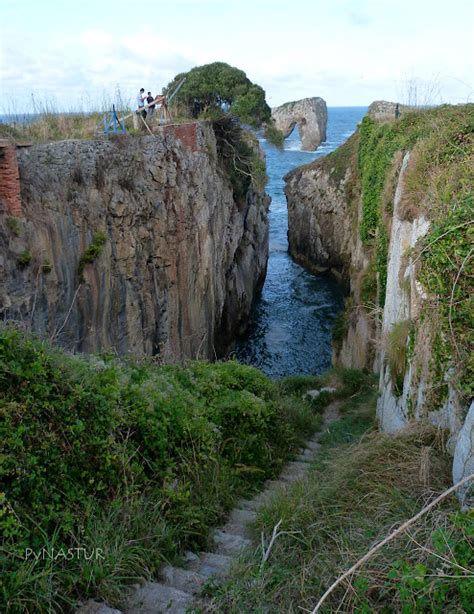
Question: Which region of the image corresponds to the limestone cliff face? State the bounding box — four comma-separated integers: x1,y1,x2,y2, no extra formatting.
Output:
0,123,269,360
284,108,472,492
271,98,327,151
285,134,356,282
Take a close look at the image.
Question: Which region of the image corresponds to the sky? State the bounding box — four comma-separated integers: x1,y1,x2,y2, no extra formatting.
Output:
1,0,473,112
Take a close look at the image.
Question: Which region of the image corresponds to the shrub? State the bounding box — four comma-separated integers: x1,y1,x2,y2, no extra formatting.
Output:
212,116,267,201
16,249,32,267
0,328,320,611
264,123,285,148
6,217,21,237
164,62,271,126
77,231,107,280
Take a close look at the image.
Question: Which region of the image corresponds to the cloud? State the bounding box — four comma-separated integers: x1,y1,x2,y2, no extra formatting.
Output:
0,28,200,112
347,9,371,27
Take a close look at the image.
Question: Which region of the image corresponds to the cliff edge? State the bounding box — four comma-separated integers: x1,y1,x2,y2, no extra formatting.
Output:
0,122,270,360
285,103,474,496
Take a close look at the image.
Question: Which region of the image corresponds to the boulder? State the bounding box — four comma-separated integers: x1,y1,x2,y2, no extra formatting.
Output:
271,97,327,151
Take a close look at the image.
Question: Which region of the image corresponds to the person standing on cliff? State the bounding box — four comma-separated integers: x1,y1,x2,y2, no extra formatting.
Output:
146,91,156,120
137,88,147,118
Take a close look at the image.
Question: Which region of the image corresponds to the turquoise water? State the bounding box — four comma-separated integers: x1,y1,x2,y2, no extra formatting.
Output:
234,107,367,378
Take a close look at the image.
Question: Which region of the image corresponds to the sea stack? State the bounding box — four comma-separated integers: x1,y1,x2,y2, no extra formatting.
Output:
271,97,328,151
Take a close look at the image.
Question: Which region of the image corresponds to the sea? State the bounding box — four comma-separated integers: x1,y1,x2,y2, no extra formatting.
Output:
234,107,367,378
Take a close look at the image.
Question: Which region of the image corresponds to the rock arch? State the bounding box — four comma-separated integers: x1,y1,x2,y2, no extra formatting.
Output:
271,97,327,151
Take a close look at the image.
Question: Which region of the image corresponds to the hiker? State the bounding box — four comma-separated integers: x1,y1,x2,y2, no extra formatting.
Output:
146,92,156,119
136,88,147,118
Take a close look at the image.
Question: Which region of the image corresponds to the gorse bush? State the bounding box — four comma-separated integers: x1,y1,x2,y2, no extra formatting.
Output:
0,328,321,612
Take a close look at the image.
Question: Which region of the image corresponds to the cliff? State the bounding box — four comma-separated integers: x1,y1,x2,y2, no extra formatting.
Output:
0,122,270,360
271,97,327,151
285,104,474,498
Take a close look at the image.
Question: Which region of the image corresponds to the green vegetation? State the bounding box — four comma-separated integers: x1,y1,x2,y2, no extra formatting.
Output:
0,327,323,612
360,263,377,305
357,104,474,313
77,231,107,281
16,250,32,268
321,132,358,186
353,104,473,401
6,217,21,237
165,62,271,127
212,116,267,201
264,123,285,148
417,202,474,401
0,112,103,144
206,375,473,613
41,260,53,274
331,309,349,352
386,320,412,396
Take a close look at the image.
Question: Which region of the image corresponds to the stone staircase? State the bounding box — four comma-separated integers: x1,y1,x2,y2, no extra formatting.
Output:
77,402,340,614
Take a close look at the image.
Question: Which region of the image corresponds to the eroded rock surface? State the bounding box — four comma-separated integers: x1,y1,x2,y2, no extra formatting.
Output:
272,97,327,151
285,134,356,281
0,123,269,360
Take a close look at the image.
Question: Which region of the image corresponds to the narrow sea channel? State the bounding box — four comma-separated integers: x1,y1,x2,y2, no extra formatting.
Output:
235,107,367,377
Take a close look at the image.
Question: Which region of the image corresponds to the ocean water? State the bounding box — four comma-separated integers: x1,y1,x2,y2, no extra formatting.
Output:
234,107,367,378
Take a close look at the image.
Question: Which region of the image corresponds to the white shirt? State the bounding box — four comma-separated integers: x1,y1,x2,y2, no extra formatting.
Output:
137,92,145,108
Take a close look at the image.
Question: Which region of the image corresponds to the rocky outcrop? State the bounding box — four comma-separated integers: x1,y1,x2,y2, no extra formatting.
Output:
367,100,411,121
453,402,474,506
271,98,327,151
284,105,472,491
285,134,357,282
0,122,269,360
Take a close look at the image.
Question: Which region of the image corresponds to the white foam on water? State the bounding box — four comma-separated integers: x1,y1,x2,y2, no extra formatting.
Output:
270,243,288,253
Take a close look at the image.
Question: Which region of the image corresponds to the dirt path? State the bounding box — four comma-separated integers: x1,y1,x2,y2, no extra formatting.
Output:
78,401,341,614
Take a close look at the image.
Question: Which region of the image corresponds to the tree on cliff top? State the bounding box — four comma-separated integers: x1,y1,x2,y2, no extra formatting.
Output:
164,62,271,127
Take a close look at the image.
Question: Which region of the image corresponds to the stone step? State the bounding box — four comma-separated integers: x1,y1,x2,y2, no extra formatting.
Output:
187,551,232,577
228,508,257,524
125,581,193,614
76,601,123,614
160,565,207,594
220,519,253,539
238,486,283,511
306,440,321,451
212,529,252,556
296,448,314,462
280,466,310,482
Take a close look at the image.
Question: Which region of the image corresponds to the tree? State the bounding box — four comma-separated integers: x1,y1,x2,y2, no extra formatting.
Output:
164,62,271,126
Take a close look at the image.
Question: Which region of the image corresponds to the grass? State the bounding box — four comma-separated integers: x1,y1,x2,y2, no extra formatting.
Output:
386,320,412,396
77,231,107,280
0,327,325,613
0,112,104,144
16,250,32,268
6,217,21,237
205,377,473,613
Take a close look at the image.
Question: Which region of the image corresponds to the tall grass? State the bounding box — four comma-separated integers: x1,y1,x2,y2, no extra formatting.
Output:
206,382,473,613
0,89,133,143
